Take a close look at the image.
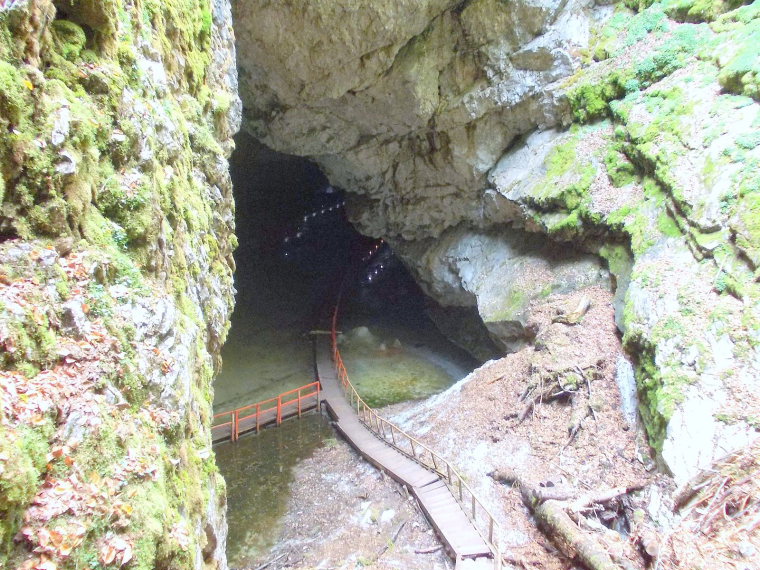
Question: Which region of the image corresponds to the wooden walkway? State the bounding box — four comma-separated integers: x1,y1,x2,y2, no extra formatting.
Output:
211,382,321,443
210,296,503,568
315,335,498,568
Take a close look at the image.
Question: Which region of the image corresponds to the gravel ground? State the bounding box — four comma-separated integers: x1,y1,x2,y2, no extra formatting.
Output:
245,438,452,570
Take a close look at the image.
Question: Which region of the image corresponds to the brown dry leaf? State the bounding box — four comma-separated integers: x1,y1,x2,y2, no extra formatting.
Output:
37,528,51,549
120,542,133,566
100,543,117,565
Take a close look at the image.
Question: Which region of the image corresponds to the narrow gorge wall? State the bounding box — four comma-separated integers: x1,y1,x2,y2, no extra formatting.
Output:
0,1,240,568
234,0,760,484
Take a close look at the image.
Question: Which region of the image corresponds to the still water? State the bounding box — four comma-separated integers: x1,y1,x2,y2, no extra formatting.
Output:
214,303,473,567
215,415,334,567
213,136,477,566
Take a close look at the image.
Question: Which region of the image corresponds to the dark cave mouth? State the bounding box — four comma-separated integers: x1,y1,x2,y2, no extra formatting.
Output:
227,132,438,334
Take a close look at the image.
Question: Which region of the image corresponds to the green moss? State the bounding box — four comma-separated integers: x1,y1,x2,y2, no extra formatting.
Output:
661,0,751,22
530,130,599,214
548,209,584,236
569,13,713,123
0,425,50,556
0,60,31,127
626,4,670,44
657,210,682,236
485,288,530,323
714,271,745,297
568,78,626,123
0,0,235,565
51,20,87,62
605,148,639,186
599,243,634,277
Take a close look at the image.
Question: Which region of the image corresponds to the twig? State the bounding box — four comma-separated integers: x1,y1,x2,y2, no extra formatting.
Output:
254,553,286,570
699,477,730,532
491,469,645,570
377,520,407,559
415,545,443,554
579,366,598,424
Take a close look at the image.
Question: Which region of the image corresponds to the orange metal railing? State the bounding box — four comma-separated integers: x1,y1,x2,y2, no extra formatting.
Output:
329,305,503,569
211,382,321,442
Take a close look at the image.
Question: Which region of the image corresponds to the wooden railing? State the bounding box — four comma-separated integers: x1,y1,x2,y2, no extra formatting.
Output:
211,382,321,442
329,307,503,568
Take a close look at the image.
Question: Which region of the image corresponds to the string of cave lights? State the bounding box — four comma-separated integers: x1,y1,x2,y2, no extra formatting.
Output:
279,188,389,284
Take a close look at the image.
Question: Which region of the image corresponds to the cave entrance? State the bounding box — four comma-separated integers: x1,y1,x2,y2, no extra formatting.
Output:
213,133,477,567
213,132,476,413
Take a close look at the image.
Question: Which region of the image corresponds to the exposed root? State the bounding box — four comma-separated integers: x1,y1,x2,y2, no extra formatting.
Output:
518,366,599,449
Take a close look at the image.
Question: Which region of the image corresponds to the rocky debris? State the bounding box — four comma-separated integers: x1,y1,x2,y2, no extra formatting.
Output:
262,434,451,570
390,286,668,568
60,300,89,339
0,239,229,570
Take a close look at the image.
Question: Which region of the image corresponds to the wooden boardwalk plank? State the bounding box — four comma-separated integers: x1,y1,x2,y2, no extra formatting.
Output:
211,400,319,444
314,337,494,567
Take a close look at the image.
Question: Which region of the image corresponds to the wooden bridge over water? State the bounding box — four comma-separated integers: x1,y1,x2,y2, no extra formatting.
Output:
212,305,503,569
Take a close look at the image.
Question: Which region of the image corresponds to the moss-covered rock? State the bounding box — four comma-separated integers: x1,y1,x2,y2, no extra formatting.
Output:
0,0,239,568
484,0,760,484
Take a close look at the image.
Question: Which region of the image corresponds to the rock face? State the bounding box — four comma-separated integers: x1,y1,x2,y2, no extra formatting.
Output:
395,226,611,354
235,0,760,485
234,0,610,356
234,0,593,240
0,1,239,568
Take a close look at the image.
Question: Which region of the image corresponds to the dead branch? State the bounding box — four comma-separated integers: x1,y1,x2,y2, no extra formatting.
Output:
490,469,645,570
415,545,443,554
254,553,287,570
553,296,592,325
534,499,620,570
518,377,576,424
377,520,407,559
569,484,648,513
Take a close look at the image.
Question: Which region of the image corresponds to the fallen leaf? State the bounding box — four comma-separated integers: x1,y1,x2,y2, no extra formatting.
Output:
100,543,117,565
120,542,133,566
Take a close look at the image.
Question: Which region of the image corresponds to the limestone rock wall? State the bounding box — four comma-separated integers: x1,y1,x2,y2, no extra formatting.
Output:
234,0,595,241
0,1,239,568
235,0,760,485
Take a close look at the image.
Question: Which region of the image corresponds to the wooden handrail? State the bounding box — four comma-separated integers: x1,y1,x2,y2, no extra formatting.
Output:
212,381,321,441
329,306,503,568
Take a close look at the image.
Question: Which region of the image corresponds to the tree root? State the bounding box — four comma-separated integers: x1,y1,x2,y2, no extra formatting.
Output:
490,468,647,570
518,366,599,439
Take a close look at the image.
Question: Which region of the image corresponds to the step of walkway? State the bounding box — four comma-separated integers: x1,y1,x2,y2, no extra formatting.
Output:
456,556,497,570
315,337,494,567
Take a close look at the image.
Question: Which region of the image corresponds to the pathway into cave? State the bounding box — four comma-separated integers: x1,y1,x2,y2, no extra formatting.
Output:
212,133,478,567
